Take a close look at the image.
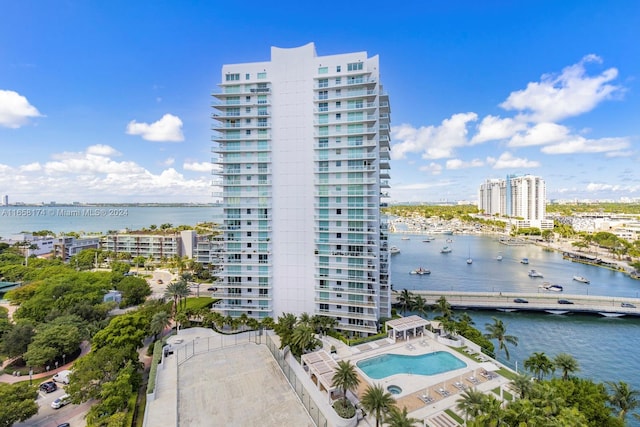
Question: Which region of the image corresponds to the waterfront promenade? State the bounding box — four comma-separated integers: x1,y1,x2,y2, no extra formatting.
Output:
395,290,640,317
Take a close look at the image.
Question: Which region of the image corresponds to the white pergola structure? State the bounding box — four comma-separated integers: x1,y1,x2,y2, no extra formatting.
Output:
301,350,340,401
385,315,429,342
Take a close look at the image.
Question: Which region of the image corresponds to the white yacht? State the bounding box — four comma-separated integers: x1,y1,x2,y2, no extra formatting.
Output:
572,275,590,284
389,246,400,254
528,269,544,278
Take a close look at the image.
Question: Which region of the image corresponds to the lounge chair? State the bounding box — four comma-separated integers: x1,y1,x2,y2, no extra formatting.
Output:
420,394,434,403
467,376,480,385
454,381,467,390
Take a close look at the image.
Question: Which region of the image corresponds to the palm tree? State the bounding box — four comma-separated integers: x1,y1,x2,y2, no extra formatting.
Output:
524,352,554,381
164,280,190,317
434,295,452,319
484,317,518,361
553,353,579,380
607,381,640,421
360,384,396,427
331,360,360,403
410,294,429,319
149,311,171,340
290,324,319,357
456,388,486,422
511,373,534,399
396,289,414,315
384,406,420,427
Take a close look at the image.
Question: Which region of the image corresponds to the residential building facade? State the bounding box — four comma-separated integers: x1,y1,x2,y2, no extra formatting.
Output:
479,174,551,229
212,43,391,336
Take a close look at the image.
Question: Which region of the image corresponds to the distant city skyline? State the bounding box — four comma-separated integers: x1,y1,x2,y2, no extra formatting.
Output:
1,1,639,204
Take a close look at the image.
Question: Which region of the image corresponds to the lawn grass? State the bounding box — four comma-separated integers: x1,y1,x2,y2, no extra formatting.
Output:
445,409,464,424
179,297,216,312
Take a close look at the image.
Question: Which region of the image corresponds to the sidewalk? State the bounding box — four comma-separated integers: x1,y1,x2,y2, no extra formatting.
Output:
0,341,90,385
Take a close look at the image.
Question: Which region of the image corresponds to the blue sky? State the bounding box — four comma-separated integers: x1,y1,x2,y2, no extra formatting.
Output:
1,0,639,204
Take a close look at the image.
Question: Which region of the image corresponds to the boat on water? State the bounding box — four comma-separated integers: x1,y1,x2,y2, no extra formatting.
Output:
496,255,503,261
410,267,431,275
528,269,544,278
446,238,454,243
401,236,410,240
422,236,435,242
539,282,563,292
389,246,400,254
466,247,472,264
440,246,452,254
545,310,569,315
521,258,529,264
573,275,590,284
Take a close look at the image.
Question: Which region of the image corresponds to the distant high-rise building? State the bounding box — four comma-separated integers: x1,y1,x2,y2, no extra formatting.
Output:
211,43,391,336
479,174,546,221
3,195,7,206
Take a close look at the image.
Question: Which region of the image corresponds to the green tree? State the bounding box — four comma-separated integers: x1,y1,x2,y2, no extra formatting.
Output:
384,406,420,427
484,317,518,361
23,322,82,368
524,352,555,381
150,311,171,340
0,382,39,427
274,313,298,350
331,360,360,403
607,381,640,422
1,321,35,357
434,295,452,319
116,276,151,306
396,289,414,316
456,388,486,423
554,353,579,380
410,294,429,319
511,373,534,399
91,312,148,351
85,360,140,426
290,324,320,357
360,384,396,427
164,280,190,317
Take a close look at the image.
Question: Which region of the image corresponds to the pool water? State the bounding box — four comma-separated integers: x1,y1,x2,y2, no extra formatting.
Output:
357,351,466,379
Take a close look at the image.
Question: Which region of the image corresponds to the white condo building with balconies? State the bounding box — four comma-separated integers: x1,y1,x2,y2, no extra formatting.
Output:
211,43,391,336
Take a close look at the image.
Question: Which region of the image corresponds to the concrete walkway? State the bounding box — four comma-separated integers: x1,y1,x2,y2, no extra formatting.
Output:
0,341,90,384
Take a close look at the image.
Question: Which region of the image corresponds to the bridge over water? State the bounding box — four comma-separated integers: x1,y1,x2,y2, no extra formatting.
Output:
396,290,640,318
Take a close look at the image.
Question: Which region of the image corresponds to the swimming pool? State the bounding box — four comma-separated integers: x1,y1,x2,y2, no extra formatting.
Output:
356,351,466,379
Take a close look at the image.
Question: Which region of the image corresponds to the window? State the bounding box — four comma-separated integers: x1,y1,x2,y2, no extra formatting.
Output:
337,280,342,285
245,73,250,80
246,130,251,135
257,72,267,79
245,118,251,124
318,78,328,88
337,209,342,215
257,95,267,104
347,62,363,71
336,65,341,72
336,101,341,108
335,77,341,85
336,161,341,167
226,73,240,81
246,96,251,102
318,91,328,100
319,102,328,112
337,233,342,238
335,113,341,120
318,66,328,74
246,107,251,113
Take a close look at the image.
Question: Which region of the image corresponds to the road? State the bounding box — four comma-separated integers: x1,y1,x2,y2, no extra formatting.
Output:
401,290,640,317
14,385,91,427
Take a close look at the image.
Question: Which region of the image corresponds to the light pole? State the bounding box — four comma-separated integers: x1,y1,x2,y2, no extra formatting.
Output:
29,367,33,386
62,354,66,366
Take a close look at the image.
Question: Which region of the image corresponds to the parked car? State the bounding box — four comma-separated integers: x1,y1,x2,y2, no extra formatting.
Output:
558,299,574,305
513,298,529,303
53,369,72,384
207,287,217,291
39,381,57,393
57,424,71,427
621,302,636,308
157,279,163,284
51,394,71,409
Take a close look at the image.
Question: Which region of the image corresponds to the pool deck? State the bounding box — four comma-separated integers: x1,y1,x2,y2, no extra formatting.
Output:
322,334,512,424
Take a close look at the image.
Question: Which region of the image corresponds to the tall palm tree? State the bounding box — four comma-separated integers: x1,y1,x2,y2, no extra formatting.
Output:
410,294,429,319
607,381,640,421
360,384,396,427
396,289,414,315
149,311,171,340
164,280,190,317
484,317,518,361
456,388,486,423
511,373,534,399
553,353,579,380
331,360,360,403
434,295,452,319
524,352,554,381
384,406,420,427
290,324,319,357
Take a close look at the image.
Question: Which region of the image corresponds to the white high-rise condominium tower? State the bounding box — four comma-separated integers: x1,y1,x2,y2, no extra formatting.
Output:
211,43,391,336
478,174,548,227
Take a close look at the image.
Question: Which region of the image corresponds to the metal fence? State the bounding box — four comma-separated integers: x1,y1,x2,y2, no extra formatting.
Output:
265,334,328,427
175,330,260,366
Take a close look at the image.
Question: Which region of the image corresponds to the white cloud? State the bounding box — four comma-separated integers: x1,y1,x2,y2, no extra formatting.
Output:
487,152,541,169
471,115,527,144
445,158,484,170
508,122,570,147
86,144,121,157
418,163,443,175
500,54,622,123
19,162,42,172
126,113,184,142
183,161,211,173
0,145,211,202
390,113,477,160
541,136,630,154
0,90,43,128
162,157,175,166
